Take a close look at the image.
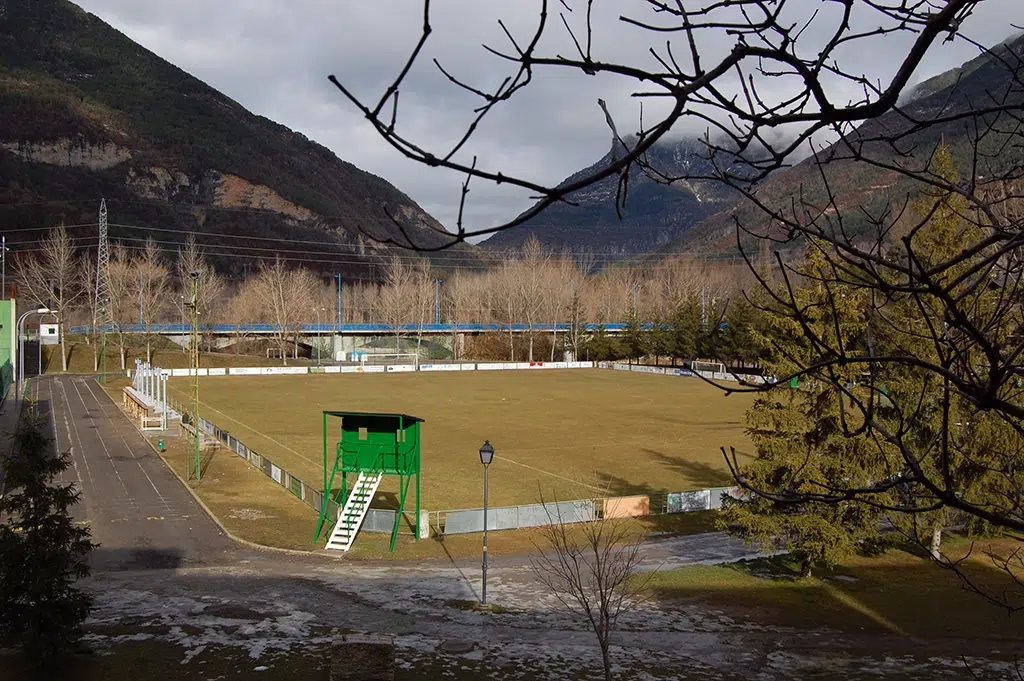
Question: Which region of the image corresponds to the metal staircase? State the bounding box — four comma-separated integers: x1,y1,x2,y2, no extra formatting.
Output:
325,471,383,551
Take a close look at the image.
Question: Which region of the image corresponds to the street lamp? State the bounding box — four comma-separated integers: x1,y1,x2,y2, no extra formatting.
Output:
16,307,51,405
479,439,495,604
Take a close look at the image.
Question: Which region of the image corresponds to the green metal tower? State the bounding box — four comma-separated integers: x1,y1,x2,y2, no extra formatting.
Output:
185,271,201,481
314,411,423,552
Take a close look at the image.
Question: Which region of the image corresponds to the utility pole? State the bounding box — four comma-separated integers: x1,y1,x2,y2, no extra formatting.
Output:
186,271,202,481
335,273,342,363
1,235,7,299
701,286,707,329
95,199,111,382
435,279,442,325
632,283,638,321
139,272,144,324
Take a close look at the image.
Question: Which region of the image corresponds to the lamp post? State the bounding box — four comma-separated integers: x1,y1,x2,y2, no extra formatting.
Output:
479,439,494,604
16,307,51,405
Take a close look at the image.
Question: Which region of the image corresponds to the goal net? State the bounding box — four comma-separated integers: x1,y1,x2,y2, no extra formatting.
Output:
692,360,726,375
359,352,419,370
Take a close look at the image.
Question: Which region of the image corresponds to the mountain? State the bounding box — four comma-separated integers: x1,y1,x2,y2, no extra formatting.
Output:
662,33,1024,257
480,137,740,258
0,0,479,278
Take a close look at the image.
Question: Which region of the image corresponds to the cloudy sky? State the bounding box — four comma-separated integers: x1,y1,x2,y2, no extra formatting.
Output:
74,1,1021,240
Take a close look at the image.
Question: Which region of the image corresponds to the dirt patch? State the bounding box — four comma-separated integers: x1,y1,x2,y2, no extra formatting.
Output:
227,508,278,521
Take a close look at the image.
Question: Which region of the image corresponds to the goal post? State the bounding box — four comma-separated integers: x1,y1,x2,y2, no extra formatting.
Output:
358,352,419,370
692,360,726,375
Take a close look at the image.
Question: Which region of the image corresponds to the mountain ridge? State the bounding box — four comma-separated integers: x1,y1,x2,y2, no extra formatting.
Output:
480,135,740,258
0,0,478,277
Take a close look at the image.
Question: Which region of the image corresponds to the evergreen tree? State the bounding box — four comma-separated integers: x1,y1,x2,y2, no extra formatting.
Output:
646,315,673,366
584,323,623,362
670,298,701,366
0,410,96,661
724,146,1014,571
720,246,881,577
720,298,763,366
622,315,646,366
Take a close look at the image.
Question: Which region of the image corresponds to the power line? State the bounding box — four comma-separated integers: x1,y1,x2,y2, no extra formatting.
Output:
3,221,753,268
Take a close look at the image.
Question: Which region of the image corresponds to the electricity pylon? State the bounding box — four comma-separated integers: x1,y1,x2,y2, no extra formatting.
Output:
95,199,111,382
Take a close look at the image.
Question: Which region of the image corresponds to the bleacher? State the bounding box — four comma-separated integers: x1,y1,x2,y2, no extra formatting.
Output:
123,361,180,431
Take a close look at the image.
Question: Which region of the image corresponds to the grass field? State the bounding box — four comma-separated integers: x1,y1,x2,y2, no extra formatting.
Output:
168,369,756,510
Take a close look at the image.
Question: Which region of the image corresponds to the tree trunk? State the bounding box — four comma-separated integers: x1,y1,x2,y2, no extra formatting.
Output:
508,328,514,361
528,332,534,362
930,517,944,560
799,558,812,579
119,345,126,371
146,335,152,364
600,640,612,681
59,328,68,372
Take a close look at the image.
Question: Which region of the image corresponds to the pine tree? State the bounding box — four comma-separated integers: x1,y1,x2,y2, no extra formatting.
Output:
720,245,881,577
622,315,646,366
670,297,701,366
0,410,96,661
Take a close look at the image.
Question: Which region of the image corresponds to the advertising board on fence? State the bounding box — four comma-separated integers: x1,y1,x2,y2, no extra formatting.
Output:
261,367,309,375
385,364,416,372
227,367,263,375
169,368,209,376
476,363,505,371
420,364,463,372
667,490,711,513
207,368,227,376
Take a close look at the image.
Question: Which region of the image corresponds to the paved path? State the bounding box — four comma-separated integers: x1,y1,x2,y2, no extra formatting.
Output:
37,375,236,571
23,375,1022,680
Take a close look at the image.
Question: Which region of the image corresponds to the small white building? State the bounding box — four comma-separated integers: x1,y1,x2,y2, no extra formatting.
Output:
40,323,60,345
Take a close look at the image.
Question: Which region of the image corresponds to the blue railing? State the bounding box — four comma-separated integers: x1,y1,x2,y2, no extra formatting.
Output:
68,322,632,335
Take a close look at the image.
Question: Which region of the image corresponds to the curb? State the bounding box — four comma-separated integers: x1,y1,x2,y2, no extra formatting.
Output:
104,381,343,561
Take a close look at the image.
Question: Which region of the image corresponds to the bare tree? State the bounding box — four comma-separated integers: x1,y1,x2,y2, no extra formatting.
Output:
249,257,318,363
515,238,549,362
375,256,415,352
175,236,226,351
77,256,100,371
224,282,262,354
14,226,82,372
531,499,650,681
105,244,137,371
135,239,170,363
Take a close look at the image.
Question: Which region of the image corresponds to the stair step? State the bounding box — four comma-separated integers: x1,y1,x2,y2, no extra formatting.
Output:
324,472,384,552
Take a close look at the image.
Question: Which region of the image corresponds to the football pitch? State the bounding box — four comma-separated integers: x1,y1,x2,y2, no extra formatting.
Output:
169,369,756,510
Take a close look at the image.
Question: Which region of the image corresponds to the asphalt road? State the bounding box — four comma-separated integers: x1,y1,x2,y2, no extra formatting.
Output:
36,374,237,572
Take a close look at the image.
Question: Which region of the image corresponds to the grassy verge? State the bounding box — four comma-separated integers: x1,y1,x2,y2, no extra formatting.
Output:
645,537,1024,640
43,339,313,374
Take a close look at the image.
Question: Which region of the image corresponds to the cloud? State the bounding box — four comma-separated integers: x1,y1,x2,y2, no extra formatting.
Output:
75,0,1021,240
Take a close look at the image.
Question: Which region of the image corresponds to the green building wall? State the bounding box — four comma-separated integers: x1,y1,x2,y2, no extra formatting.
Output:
0,300,15,397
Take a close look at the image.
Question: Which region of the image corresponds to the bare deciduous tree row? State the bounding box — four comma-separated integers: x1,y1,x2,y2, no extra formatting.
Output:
14,233,750,365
